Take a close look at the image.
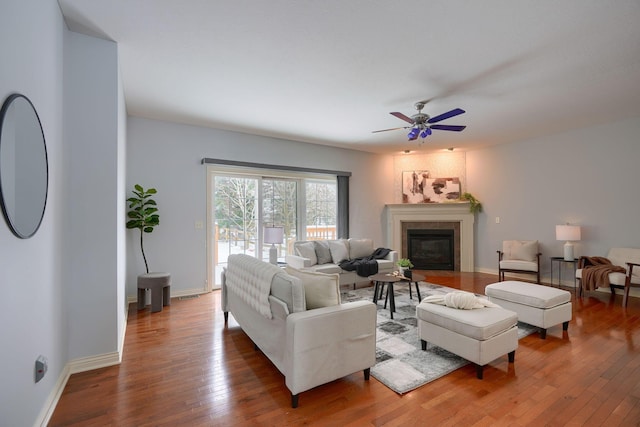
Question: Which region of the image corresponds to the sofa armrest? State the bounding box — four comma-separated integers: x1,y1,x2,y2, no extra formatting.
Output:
286,254,312,269
385,250,398,264
284,300,376,396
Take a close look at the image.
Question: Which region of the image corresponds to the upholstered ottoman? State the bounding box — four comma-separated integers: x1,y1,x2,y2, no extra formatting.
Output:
416,302,518,379
485,281,571,339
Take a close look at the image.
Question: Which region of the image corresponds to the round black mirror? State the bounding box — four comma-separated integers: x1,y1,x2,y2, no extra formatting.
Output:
0,93,49,239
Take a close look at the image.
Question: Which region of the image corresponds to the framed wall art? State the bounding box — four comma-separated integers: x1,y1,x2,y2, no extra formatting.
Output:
402,170,460,203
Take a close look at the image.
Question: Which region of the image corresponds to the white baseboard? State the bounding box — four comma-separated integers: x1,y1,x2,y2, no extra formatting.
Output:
127,287,209,304
35,351,122,427
35,364,70,427
36,305,128,427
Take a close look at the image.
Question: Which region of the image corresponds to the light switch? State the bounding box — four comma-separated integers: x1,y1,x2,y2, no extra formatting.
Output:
195,220,204,229
495,217,500,224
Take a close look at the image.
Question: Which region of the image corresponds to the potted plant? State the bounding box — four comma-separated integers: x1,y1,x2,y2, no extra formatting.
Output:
126,184,160,274
397,258,414,278
461,192,482,214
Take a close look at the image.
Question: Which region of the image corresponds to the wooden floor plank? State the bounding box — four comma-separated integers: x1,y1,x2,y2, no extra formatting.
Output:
49,271,640,426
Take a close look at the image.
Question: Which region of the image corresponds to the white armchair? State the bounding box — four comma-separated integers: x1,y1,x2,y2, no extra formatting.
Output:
576,247,640,307
497,240,541,283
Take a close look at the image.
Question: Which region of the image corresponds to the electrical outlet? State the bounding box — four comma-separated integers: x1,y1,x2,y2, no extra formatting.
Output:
35,355,47,383
195,220,203,229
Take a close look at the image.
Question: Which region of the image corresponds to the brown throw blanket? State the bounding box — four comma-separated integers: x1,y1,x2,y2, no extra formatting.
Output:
581,256,626,291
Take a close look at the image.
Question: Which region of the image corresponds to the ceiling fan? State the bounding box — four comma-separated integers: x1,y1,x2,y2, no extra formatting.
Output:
373,101,466,141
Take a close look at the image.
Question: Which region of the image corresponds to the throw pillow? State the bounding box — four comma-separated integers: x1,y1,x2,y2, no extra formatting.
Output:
503,240,538,262
314,240,333,264
328,239,350,263
285,266,341,309
295,241,317,266
349,238,373,259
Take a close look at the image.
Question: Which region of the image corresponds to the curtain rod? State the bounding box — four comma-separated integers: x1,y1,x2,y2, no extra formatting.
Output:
201,158,351,177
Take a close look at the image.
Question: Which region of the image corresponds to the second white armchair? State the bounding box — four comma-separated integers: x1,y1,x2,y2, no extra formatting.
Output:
497,240,541,283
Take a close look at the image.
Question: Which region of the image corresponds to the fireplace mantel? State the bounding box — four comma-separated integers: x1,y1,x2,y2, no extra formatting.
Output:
384,203,475,272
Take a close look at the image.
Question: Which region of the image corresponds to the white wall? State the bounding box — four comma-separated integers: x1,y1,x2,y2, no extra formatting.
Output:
0,1,66,425
0,2,127,424
467,116,640,283
126,117,393,297
117,63,128,352
63,31,123,360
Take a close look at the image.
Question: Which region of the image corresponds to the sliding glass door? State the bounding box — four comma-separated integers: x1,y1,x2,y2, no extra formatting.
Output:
207,167,337,289
213,175,259,261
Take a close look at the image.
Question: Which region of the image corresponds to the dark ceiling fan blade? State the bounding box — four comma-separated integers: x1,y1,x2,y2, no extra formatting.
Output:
430,124,466,132
372,127,406,133
390,111,414,124
427,108,465,124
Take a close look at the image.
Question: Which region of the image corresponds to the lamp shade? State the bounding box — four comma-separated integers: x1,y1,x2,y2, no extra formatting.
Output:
264,226,284,244
555,225,581,241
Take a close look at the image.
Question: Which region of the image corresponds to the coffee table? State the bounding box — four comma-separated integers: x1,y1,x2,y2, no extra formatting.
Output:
369,272,425,319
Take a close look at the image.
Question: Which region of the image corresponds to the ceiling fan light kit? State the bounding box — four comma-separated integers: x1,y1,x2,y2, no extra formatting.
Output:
373,101,467,143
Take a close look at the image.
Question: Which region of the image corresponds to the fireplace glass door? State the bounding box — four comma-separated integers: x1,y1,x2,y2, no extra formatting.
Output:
408,229,454,270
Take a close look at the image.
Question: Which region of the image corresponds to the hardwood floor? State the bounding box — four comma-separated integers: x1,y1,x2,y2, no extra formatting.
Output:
50,272,640,426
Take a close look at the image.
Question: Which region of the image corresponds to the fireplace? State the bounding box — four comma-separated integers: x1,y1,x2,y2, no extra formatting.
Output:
408,229,455,270
385,203,475,272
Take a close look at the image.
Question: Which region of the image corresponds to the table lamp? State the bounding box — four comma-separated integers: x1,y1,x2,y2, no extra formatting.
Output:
556,225,581,261
264,226,284,265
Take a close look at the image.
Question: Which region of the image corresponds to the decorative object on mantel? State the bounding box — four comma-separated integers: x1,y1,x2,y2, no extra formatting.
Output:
402,170,461,204
126,184,160,274
461,192,482,213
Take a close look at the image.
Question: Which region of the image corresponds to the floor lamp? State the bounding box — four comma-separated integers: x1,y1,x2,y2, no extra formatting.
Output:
264,226,284,265
556,224,581,261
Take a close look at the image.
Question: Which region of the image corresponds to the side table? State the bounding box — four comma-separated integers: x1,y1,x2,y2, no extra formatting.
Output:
137,272,171,312
369,273,402,319
397,272,425,302
369,272,424,319
549,257,578,292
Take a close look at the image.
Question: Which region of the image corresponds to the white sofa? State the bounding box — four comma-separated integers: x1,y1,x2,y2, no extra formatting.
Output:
576,247,640,307
285,238,398,287
221,254,376,408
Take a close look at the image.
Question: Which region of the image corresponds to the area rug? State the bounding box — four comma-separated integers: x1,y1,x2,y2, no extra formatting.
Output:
341,282,537,395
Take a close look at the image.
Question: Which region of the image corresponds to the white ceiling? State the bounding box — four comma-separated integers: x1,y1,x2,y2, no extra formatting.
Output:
58,0,640,154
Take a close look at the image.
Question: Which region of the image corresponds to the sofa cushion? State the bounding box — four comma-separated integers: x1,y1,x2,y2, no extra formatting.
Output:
499,260,538,272
285,266,341,309
271,272,306,313
576,269,633,287
417,302,517,341
314,240,333,264
502,240,538,262
485,281,571,309
349,238,374,259
295,241,317,266
328,239,350,263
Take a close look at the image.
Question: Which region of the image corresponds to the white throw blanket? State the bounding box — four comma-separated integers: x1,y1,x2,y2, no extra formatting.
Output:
226,254,281,319
423,291,501,310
